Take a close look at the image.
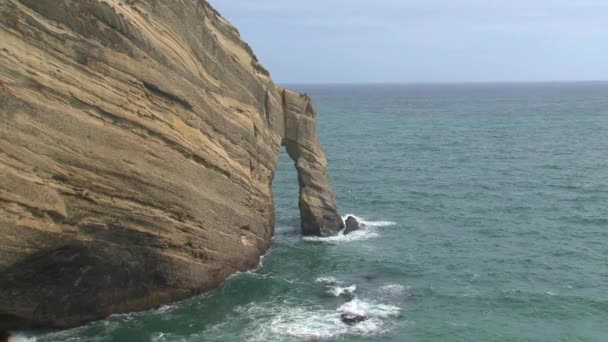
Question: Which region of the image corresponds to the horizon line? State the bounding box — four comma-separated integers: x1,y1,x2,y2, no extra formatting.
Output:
279,79,608,86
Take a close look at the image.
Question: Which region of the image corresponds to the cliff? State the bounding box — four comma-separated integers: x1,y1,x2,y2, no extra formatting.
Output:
0,0,342,330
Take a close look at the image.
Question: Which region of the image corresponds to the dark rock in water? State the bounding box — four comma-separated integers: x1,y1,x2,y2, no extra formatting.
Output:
341,290,355,300
341,313,367,325
340,293,355,300
338,286,356,300
344,216,361,234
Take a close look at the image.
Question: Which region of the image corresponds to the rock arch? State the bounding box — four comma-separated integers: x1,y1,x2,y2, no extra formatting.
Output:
279,88,344,236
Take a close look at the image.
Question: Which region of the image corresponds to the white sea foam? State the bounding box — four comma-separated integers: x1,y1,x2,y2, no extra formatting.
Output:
303,229,380,242
267,308,345,340
341,214,396,228
240,297,400,341
239,304,343,341
315,276,339,284
327,284,357,297
338,298,401,318
303,214,395,242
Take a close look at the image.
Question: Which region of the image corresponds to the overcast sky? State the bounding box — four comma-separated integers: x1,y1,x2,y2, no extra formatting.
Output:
209,0,608,84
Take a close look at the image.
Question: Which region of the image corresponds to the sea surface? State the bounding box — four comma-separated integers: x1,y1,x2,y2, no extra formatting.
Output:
28,82,608,341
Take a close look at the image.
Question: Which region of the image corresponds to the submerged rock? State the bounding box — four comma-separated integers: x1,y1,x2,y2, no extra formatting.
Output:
344,216,361,234
0,0,342,330
341,313,367,325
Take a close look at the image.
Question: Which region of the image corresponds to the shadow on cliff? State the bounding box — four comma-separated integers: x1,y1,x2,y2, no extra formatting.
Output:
0,235,187,330
274,217,302,238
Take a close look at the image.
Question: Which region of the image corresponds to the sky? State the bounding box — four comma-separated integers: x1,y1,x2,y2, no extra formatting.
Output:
209,0,608,84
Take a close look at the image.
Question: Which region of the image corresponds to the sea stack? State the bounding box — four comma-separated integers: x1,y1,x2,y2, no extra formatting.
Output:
281,89,344,237
0,0,341,329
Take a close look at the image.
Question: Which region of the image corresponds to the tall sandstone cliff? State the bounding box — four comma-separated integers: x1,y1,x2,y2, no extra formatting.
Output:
0,0,343,329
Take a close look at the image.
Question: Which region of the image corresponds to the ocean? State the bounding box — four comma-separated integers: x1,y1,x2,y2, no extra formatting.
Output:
28,82,608,341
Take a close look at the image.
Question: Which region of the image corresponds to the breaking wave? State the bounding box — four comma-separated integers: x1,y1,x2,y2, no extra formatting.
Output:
341,214,397,228
302,214,396,242
327,284,357,297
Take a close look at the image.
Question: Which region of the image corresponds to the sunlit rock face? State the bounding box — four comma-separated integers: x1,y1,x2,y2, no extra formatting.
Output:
280,88,344,237
0,0,341,329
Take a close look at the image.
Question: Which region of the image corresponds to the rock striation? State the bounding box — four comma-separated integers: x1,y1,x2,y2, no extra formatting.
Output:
0,0,342,329
280,88,343,237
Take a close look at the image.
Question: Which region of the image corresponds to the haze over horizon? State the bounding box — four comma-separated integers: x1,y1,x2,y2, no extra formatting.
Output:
210,0,608,84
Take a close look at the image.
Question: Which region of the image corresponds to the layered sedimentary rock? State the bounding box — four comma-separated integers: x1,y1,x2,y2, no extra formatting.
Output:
0,0,341,329
281,88,343,236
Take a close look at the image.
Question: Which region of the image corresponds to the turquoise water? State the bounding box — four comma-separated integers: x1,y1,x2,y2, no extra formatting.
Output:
31,82,608,341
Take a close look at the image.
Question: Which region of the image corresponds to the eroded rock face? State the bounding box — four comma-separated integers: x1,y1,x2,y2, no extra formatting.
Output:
281,88,344,237
0,0,340,329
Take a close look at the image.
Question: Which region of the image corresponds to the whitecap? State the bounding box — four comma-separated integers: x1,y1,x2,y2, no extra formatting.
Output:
327,284,357,297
